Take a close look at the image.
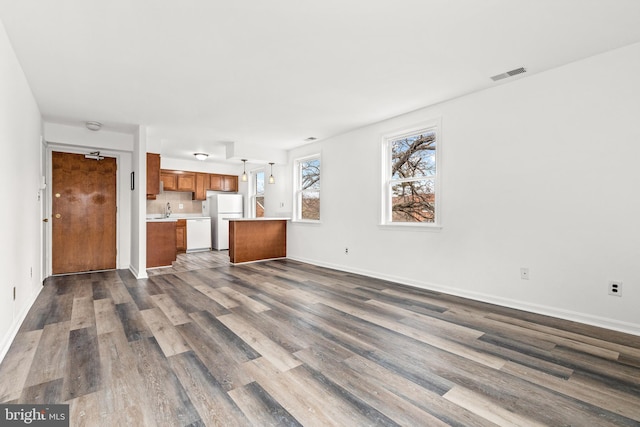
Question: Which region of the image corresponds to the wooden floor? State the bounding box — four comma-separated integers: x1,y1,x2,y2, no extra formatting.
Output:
1,252,639,426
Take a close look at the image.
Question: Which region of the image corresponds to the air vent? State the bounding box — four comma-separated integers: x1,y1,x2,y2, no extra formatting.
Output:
491,67,527,82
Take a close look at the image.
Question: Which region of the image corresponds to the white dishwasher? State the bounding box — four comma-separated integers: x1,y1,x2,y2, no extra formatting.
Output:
186,218,212,252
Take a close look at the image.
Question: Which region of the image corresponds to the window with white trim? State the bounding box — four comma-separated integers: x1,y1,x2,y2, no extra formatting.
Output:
251,169,265,218
294,155,321,221
382,121,440,226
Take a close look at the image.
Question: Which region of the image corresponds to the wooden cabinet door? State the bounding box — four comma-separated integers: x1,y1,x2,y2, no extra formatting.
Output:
210,174,222,191
176,219,187,252
222,175,238,192
193,173,207,200
146,153,160,198
177,172,196,191
160,171,178,191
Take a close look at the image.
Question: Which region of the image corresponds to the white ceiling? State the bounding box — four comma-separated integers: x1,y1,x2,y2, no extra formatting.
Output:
2,0,640,160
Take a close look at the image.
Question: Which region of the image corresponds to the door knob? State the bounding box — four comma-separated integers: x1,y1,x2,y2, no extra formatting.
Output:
55,214,61,219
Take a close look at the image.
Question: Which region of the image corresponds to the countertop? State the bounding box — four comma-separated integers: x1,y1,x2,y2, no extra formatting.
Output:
225,217,290,221
146,216,210,222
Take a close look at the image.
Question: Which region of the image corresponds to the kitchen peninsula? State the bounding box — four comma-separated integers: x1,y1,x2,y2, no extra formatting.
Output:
228,218,289,264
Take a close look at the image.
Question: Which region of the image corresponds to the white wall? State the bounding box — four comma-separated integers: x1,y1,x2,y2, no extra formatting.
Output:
287,42,640,335
0,20,43,360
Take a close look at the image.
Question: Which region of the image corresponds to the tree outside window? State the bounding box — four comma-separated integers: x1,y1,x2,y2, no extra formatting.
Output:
384,124,439,225
295,155,320,221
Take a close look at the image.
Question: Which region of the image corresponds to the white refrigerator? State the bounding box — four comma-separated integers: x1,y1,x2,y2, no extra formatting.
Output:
208,194,243,250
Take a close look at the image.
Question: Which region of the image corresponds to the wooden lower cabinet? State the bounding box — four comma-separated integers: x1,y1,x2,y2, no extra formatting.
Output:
228,220,286,263
147,221,177,268
176,219,187,253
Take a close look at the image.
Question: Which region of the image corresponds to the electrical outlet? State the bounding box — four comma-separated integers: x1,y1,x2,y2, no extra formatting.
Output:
179,203,184,209
608,281,622,297
345,247,349,255
520,268,529,280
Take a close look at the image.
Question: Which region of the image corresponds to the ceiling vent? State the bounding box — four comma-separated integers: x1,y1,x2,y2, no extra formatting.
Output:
490,67,527,82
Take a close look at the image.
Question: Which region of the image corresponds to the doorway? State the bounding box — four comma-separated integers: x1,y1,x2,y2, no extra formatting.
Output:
51,151,117,274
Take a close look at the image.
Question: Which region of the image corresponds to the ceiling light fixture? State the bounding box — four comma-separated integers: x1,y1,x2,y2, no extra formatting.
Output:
241,159,248,182
86,121,102,131
268,162,275,184
194,153,209,161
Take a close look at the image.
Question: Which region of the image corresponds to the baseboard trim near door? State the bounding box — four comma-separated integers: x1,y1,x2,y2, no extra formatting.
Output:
0,285,43,365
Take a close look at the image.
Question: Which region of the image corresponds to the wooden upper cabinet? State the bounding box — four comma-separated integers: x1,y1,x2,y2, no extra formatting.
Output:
222,175,238,192
160,170,178,191
176,172,196,192
209,174,223,191
193,173,207,200
146,153,161,198
161,170,196,192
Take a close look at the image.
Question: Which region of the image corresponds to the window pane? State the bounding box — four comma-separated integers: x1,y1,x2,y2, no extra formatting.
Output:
255,196,265,217
391,180,435,223
301,191,320,220
391,131,436,179
256,171,265,195
301,159,320,191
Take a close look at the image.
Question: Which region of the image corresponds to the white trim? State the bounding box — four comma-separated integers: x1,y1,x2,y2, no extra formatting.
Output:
250,168,266,218
286,255,640,337
0,285,43,364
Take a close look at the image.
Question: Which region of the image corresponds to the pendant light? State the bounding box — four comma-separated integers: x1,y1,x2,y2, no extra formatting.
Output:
241,159,248,182
268,162,275,184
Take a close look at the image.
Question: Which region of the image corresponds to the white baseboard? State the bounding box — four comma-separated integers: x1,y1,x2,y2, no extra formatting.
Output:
287,256,640,337
0,285,44,365
129,264,148,279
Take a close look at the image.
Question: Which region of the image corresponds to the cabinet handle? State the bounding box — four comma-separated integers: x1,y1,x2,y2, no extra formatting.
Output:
42,218,49,222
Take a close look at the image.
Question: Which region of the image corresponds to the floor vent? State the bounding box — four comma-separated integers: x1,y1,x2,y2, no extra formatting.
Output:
491,67,527,81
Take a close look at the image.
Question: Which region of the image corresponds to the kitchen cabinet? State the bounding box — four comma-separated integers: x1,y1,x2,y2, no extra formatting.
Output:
210,174,238,192
160,171,178,191
176,172,196,192
161,170,196,192
193,173,207,200
146,153,160,199
176,219,187,253
209,174,222,191
222,175,238,192
147,221,177,268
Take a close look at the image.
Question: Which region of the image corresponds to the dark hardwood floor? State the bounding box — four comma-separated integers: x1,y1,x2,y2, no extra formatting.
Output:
1,251,639,426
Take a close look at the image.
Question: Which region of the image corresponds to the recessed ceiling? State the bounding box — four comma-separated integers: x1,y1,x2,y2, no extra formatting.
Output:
2,0,640,158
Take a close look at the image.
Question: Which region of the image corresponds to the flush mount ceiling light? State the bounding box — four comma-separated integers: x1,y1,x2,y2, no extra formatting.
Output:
85,121,102,131
194,153,209,161
268,162,275,184
241,159,248,182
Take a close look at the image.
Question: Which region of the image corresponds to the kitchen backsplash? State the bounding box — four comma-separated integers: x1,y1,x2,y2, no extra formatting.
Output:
147,191,203,215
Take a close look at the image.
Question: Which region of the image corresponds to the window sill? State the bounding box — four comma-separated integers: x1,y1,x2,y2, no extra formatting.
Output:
291,219,322,226
378,223,442,232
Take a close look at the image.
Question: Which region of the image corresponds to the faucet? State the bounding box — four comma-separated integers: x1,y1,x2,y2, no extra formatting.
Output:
165,202,172,218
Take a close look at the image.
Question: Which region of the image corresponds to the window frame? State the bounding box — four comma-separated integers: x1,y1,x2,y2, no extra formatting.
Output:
250,168,265,218
381,119,442,229
293,153,321,223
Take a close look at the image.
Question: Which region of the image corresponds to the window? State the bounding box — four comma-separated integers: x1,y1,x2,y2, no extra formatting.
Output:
251,169,265,218
294,155,321,221
382,121,440,226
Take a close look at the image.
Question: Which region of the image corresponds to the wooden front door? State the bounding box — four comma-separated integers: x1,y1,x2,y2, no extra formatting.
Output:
52,151,117,274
